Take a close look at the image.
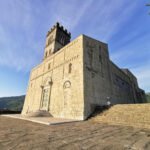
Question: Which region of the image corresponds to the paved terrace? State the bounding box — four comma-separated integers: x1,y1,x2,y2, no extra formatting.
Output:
1,114,80,125
0,116,150,150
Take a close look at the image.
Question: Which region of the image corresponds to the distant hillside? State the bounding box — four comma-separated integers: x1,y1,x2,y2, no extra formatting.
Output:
0,95,25,111
146,93,150,103
0,93,149,112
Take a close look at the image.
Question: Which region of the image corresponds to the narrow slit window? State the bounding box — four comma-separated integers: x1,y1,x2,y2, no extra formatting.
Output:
48,63,51,70
68,63,72,74
99,45,102,63
45,51,48,58
49,49,51,55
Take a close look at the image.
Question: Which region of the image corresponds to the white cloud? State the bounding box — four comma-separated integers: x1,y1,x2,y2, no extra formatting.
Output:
81,0,142,42
131,62,150,92
50,0,94,30
110,32,150,92
0,0,95,72
0,24,41,72
0,0,149,81
0,0,44,71
110,32,150,65
110,50,150,92
102,1,139,41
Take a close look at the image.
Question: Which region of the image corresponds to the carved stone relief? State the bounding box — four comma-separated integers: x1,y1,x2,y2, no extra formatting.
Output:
63,80,71,112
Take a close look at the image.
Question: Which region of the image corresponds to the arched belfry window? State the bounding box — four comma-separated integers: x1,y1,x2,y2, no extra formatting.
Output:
62,36,65,45
68,63,72,74
61,35,64,44
59,35,62,43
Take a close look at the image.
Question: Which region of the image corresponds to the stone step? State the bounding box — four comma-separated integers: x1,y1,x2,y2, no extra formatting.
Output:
25,110,52,117
91,104,150,129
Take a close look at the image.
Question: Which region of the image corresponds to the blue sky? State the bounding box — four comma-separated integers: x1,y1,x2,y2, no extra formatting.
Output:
0,0,150,97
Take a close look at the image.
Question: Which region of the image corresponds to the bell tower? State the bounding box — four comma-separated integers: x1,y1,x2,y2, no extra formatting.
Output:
44,22,71,59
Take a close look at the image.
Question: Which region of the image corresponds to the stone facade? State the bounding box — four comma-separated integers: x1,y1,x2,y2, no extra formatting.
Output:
22,23,146,120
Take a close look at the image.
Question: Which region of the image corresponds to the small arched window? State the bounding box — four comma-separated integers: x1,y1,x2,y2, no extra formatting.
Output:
48,63,51,70
45,51,48,58
68,63,72,74
49,49,52,55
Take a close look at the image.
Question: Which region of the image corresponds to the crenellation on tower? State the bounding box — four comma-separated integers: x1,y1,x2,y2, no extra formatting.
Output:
44,22,71,59
47,22,71,38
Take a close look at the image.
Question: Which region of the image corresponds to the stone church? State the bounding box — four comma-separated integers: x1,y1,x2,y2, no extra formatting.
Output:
22,23,146,120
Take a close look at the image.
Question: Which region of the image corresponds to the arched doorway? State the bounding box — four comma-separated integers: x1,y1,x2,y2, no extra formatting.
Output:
40,77,52,111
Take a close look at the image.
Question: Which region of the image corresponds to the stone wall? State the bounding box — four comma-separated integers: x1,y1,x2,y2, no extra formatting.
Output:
82,35,141,119
109,62,135,104
83,35,112,118
22,34,145,120
22,35,85,120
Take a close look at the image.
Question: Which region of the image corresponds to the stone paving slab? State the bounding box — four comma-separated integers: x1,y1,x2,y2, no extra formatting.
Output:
1,114,81,125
